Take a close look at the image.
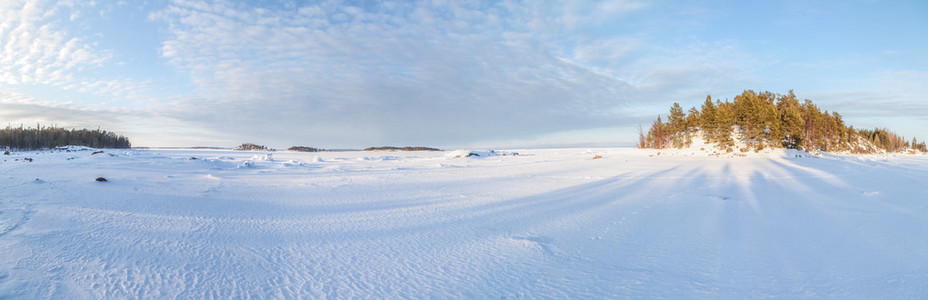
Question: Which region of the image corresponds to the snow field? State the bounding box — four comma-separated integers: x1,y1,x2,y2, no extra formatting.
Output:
1,147,927,298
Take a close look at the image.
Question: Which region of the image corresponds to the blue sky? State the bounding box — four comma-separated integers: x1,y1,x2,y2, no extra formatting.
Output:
1,0,926,148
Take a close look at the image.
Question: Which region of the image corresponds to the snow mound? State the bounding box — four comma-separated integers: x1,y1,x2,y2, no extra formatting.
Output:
2,147,927,298
444,149,519,159
251,153,274,161
641,131,825,158
444,149,480,158
54,146,97,152
241,160,255,168
199,157,238,169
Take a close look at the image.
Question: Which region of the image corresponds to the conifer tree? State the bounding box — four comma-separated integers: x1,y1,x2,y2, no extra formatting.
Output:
715,100,735,149
831,111,848,149
700,95,717,143
669,103,686,148
647,116,668,149
761,92,781,149
734,90,765,148
912,137,927,152
669,103,686,131
686,107,700,128
685,107,700,147
777,92,803,149
801,99,824,150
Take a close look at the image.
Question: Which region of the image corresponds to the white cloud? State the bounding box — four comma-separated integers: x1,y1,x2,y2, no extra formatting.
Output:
0,90,232,147
1,0,783,148
0,0,142,100
146,0,716,147
0,90,135,127
801,70,928,140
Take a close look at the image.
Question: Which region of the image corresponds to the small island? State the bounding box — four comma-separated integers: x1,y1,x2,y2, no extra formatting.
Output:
363,146,442,152
232,143,269,151
287,146,324,152
638,90,927,154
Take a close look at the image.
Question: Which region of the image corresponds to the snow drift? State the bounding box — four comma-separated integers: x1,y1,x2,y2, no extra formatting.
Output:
1,148,927,298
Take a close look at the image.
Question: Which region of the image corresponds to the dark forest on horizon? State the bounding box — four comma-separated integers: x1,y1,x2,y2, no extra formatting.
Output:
0,125,131,150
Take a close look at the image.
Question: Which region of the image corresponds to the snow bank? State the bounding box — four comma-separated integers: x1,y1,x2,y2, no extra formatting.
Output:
640,131,828,158
444,149,480,158
1,147,927,298
444,149,519,159
251,153,274,161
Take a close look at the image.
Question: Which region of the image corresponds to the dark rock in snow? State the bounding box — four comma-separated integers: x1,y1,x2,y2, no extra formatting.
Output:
95,177,108,182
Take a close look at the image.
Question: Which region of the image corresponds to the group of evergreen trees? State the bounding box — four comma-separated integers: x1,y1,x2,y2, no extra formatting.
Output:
844,126,921,153
287,146,323,152
363,146,441,151
640,90,924,153
0,124,131,150
913,138,928,153
233,143,268,151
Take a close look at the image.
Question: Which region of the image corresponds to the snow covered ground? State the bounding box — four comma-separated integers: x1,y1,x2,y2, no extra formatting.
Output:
1,147,926,298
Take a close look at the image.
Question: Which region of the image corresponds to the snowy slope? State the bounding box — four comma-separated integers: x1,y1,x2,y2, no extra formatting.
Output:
1,147,927,298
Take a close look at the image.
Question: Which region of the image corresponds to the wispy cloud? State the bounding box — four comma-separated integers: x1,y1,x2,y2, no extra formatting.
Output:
0,90,235,146
0,1,101,83
13,0,917,147
145,0,749,147
0,0,146,100
0,90,136,127
809,70,928,122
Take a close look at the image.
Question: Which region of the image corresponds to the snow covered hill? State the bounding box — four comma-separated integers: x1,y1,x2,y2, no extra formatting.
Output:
1,147,927,298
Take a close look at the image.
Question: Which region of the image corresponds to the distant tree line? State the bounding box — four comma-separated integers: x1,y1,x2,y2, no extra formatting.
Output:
364,146,441,151
233,143,268,151
639,90,925,153
911,138,928,153
287,146,323,152
239,145,443,152
0,124,131,150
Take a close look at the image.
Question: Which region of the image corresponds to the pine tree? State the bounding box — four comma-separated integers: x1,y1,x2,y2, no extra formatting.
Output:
801,99,824,150
777,91,803,149
831,111,847,150
686,107,700,128
685,107,700,147
700,95,717,143
734,90,765,148
646,116,668,149
669,103,686,131
761,92,781,149
668,103,686,148
715,100,735,150
914,138,927,152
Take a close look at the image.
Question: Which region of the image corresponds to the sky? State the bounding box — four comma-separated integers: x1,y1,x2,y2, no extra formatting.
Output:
1,0,926,149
